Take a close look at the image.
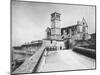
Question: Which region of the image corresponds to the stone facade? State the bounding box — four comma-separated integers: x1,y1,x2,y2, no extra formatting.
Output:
61,18,90,41
46,12,91,49
46,12,61,40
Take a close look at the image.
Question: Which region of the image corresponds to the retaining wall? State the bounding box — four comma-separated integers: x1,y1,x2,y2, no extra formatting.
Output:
73,47,96,59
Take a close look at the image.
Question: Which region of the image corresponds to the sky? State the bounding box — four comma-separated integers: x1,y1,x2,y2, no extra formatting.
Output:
12,0,95,46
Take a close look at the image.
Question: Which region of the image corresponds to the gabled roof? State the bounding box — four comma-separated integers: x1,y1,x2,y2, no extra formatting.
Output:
61,24,78,29
51,12,61,16
81,17,88,26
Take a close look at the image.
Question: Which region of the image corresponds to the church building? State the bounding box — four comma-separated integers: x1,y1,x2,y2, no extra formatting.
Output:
46,12,62,40
45,12,91,49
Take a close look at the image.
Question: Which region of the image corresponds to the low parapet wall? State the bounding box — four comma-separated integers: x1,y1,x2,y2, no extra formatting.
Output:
12,46,46,74
72,47,96,59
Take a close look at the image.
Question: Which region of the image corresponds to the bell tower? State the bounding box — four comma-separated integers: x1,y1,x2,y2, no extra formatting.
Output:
50,12,61,40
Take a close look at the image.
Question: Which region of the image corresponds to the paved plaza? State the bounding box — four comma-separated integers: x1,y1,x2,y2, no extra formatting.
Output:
37,50,95,72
